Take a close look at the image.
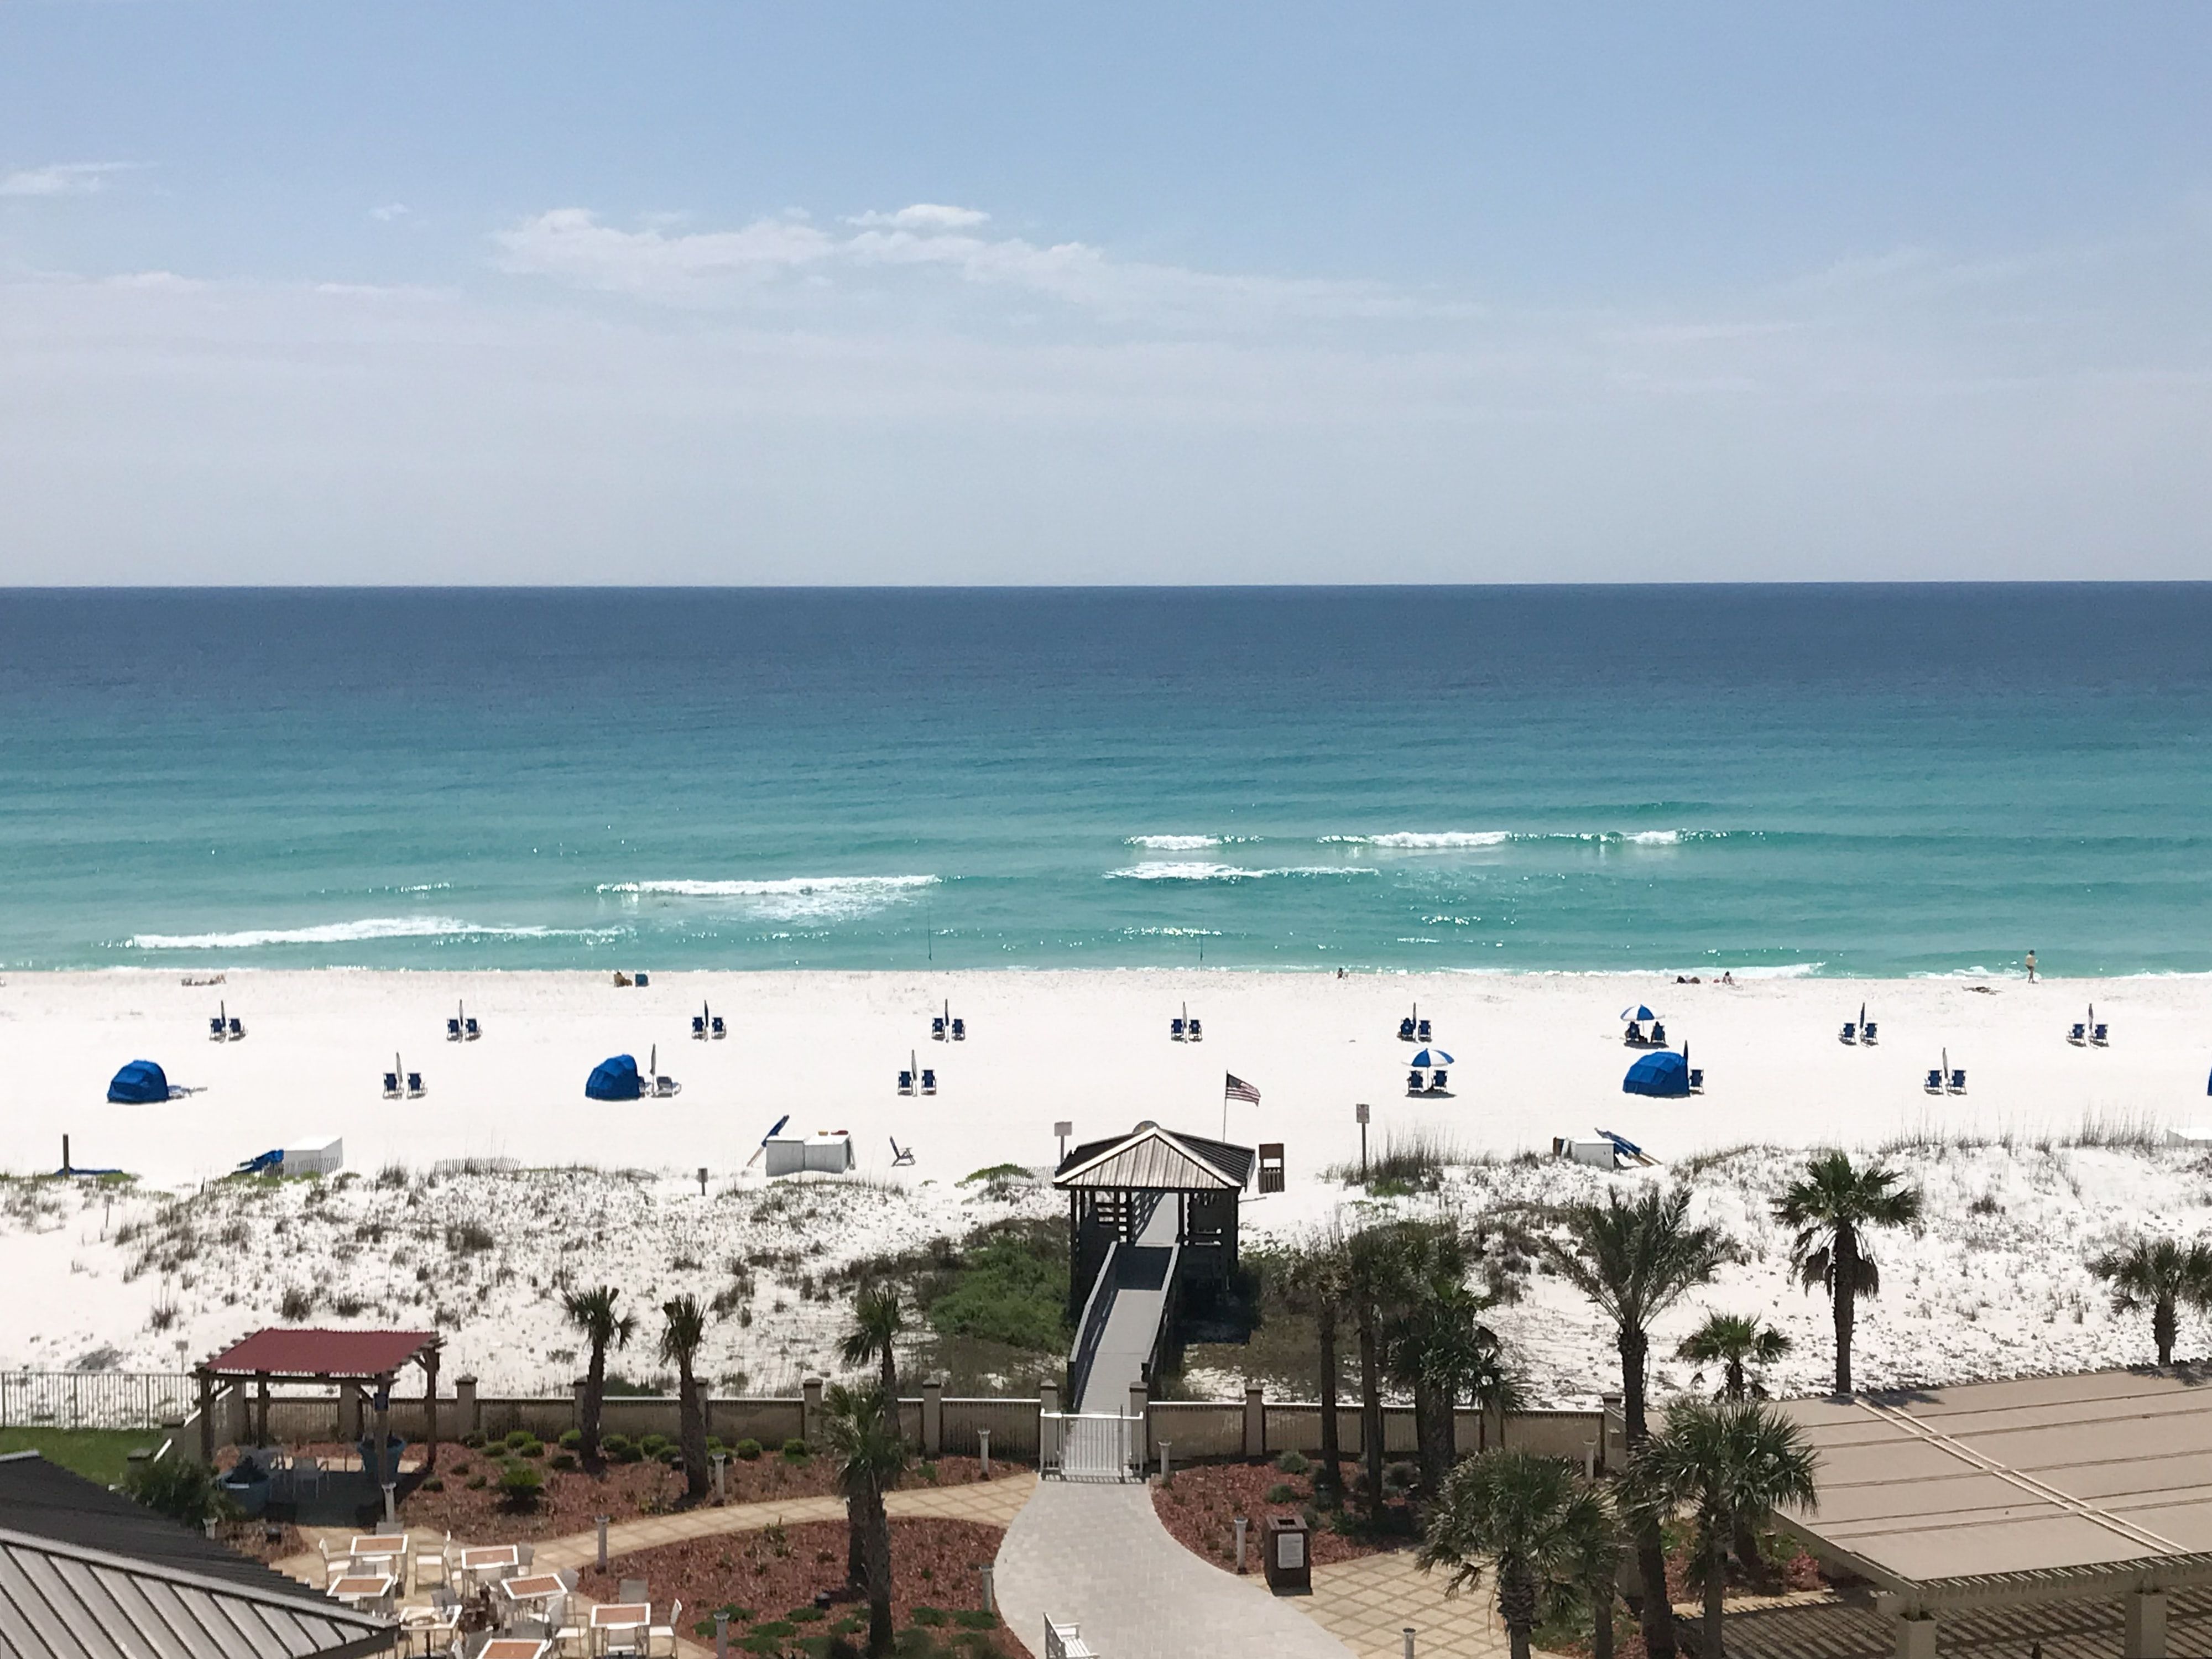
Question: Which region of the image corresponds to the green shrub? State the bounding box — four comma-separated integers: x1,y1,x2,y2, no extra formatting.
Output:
466,1474,487,1490
559,1428,583,1451
781,1437,808,1462
519,1437,546,1459
421,1477,446,1493
498,1459,544,1506
953,1610,997,1631
602,1433,635,1461
917,1459,938,1484
550,1452,578,1472
1266,1481,1296,1504
123,1457,228,1527
734,1438,762,1460
911,1608,947,1627
462,1431,487,1449
706,1434,724,1454
639,1432,670,1456
504,1429,535,1451
1274,1448,1310,1475
925,1227,1068,1352
789,1606,825,1623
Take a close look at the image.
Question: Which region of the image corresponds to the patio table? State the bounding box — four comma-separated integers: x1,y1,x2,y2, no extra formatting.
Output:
500,1573,567,1606
347,1534,410,1590
326,1572,395,1610
477,1642,552,1659
458,1543,523,1587
589,1603,650,1655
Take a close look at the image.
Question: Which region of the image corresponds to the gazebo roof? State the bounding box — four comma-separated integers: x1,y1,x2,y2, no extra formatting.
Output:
1054,1123,1253,1192
204,1328,437,1380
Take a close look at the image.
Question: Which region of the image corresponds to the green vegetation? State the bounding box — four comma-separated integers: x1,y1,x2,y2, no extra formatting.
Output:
959,1164,1030,1184
925,1224,1066,1352
0,1427,161,1488
734,1437,763,1460
123,1455,229,1526
498,1458,545,1506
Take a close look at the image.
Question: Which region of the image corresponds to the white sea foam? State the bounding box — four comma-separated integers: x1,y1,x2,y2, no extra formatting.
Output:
1322,831,1512,849
1104,862,1380,882
597,874,939,922
1123,834,1224,851
1324,828,1720,848
125,916,627,949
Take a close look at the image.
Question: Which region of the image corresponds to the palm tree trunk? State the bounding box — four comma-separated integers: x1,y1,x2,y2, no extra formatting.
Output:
880,1351,900,1423
1833,1232,1858,1396
1591,1582,1615,1659
847,1490,865,1588
1316,1302,1343,1501
1703,1533,1727,1659
2156,1295,2177,1365
1620,1327,1677,1659
679,1357,708,1499
582,1344,606,1466
1358,1292,1385,1515
1733,1514,1766,1592
1501,1568,1536,1659
1411,1374,1441,1496
864,1483,894,1656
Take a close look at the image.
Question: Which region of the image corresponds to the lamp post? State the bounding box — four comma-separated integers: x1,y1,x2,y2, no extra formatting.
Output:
1356,1103,1370,1180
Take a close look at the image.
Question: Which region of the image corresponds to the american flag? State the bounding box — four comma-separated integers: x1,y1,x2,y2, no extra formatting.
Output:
1223,1073,1261,1104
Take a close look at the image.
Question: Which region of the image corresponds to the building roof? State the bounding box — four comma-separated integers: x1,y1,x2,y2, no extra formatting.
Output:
205,1328,436,1379
1775,1368,2212,1611
1054,1123,1254,1191
0,1453,389,1659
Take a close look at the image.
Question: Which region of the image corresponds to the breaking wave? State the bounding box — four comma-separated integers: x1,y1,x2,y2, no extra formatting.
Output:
1105,862,1380,882
598,874,939,922
126,916,627,949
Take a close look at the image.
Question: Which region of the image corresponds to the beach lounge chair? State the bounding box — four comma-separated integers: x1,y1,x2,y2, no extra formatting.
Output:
711,1016,726,1039
1688,1068,1705,1091
898,1070,915,1095
921,1068,937,1095
890,1138,915,1167
1624,1022,1644,1045
228,1017,244,1040
951,1018,966,1041
653,1075,680,1097
1924,1068,1943,1092
1407,1070,1425,1095
447,1017,462,1041
1648,1022,1667,1046
2068,1022,2086,1045
932,1016,946,1041
1417,1019,1433,1042
1170,1018,1185,1040
2093,1023,2110,1045
1398,1017,1416,1041
1861,1021,1878,1044
464,1016,482,1040
382,1071,402,1099
1949,1069,1968,1093
406,1072,426,1098
210,1016,227,1041
1188,1018,1203,1041
1839,1022,1856,1043
1427,1067,1449,1094
691,1016,707,1040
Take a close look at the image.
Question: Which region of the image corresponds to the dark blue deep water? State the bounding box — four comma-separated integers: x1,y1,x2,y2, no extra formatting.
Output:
2,586,2208,975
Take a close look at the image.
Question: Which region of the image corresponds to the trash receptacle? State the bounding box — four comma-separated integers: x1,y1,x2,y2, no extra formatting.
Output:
1264,1514,1312,1594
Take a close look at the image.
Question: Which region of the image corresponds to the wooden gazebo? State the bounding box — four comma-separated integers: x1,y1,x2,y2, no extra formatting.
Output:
195,1328,441,1471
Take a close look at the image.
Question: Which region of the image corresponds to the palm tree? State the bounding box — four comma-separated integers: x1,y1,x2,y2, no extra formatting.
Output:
1347,1225,1404,1515
1563,1486,1623,1659
1417,1449,1618,1659
1623,1399,1819,1659
1676,1312,1793,1401
1464,1337,1528,1452
841,1282,906,1402
658,1294,711,1499
2089,1236,2212,1365
1282,1229,1352,1502
1384,1223,1486,1491
561,1285,635,1467
1543,1186,1731,1659
821,1382,907,1656
1773,1151,1923,1395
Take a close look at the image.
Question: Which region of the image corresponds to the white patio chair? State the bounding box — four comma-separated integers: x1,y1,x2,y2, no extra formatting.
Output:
647,1598,682,1658
416,1532,453,1588
551,1593,591,1658
315,1539,353,1589
617,1579,648,1606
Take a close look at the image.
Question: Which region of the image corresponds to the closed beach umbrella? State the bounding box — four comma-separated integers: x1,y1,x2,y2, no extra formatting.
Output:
585,1053,643,1102
1620,1005,1657,1024
107,1060,171,1104
1623,1050,1690,1098
1410,1048,1455,1068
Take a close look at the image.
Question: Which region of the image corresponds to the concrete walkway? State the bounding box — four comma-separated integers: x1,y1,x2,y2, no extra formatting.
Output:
1297,1550,1575,1659
994,1480,1355,1659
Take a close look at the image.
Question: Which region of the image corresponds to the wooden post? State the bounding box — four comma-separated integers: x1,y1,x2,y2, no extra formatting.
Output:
373,1373,393,1481
255,1374,271,1447
423,1342,441,1472
196,1368,216,1466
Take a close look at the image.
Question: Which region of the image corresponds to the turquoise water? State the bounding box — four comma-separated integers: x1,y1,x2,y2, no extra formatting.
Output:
2,586,2208,975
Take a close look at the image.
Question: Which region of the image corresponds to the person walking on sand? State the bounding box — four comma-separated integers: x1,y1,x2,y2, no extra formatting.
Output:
2026,950,2038,983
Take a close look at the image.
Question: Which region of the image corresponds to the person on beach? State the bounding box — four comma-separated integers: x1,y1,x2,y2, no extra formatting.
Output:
2026,950,2038,983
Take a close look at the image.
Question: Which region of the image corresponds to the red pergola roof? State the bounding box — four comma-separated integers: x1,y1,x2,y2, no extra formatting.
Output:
204,1327,436,1379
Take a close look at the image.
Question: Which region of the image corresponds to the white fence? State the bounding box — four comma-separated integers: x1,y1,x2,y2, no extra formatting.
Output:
1044,1411,1138,1481
0,1371,197,1431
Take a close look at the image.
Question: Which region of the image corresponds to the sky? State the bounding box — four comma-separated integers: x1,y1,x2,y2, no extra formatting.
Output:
2,4,2209,585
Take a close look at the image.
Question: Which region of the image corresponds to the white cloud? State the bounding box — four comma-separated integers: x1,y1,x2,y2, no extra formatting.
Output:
492,207,834,297
0,161,133,198
847,202,990,231
370,203,410,222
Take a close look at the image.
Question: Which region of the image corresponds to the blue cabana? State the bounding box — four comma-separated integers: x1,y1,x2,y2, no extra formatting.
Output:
585,1053,643,1102
107,1060,171,1104
1623,1050,1689,1099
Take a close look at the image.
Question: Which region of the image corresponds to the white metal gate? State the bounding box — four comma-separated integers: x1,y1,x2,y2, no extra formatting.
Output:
1042,1410,1137,1482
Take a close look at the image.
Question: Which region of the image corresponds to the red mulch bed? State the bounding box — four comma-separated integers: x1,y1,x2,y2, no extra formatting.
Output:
264,1442,1008,1545
1150,1458,1416,1573
585,1516,1018,1655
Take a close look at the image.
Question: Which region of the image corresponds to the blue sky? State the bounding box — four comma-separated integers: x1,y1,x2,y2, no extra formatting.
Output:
3,4,2209,583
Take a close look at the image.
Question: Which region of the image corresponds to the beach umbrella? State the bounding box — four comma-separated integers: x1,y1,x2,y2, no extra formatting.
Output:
1620,1005,1657,1024
586,1054,643,1102
107,1060,172,1104
1623,1050,1689,1098
1859,1001,1866,1029
1411,1048,1455,1068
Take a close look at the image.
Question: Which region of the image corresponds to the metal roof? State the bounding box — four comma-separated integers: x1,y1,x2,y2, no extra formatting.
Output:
204,1328,435,1379
1775,1368,2212,1611
1054,1123,1253,1191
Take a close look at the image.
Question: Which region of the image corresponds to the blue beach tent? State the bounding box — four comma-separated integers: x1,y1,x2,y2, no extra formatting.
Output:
586,1053,643,1102
1623,1050,1689,1099
107,1060,171,1104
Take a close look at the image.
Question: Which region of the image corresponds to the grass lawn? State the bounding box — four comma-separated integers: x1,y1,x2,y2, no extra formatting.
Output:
0,1426,169,1486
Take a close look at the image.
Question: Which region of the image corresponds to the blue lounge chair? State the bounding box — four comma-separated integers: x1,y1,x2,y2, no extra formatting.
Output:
691,1015,707,1039
406,1072,425,1097
209,1016,226,1040
1648,1022,1667,1046
1839,1022,1856,1043
1688,1068,1705,1091
1407,1069,1425,1095
1416,1019,1433,1042
1624,1022,1644,1046
1949,1069,1967,1093
1170,1018,1186,1040
1398,1017,1416,1041
1428,1068,1450,1093
2093,1024,2109,1046
951,1018,966,1041
1861,1021,1878,1044
1187,1018,1203,1041
464,1016,482,1040
653,1073,681,1097
921,1068,937,1095
898,1070,915,1095
447,1017,463,1041
1924,1069,1943,1092
932,1017,946,1041
2068,1023,2086,1045
711,1016,727,1039
228,1017,244,1040
383,1071,402,1098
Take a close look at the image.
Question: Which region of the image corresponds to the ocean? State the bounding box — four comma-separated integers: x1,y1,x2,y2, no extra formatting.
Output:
2,585,2208,977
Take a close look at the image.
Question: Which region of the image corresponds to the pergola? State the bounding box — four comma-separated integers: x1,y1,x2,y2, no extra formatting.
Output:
1775,1368,2212,1658
196,1328,441,1473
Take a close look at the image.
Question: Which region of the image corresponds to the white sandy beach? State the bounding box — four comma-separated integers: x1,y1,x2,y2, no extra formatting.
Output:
6,967,2211,1402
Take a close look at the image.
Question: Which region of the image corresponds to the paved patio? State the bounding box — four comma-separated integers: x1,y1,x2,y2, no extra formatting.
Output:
1296,1548,1575,1659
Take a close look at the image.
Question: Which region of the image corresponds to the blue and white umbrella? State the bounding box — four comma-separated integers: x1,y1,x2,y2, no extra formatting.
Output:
1411,1048,1454,1068
1620,1005,1657,1024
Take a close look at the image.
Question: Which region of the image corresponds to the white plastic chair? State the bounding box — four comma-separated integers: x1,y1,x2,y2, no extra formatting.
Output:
648,1599,682,1657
